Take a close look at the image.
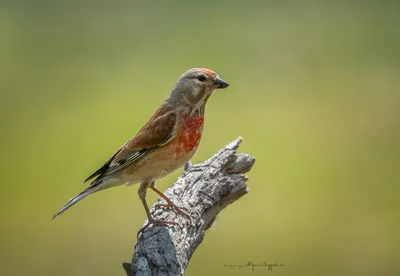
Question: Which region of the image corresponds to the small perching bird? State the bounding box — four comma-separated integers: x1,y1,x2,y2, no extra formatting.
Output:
53,68,229,231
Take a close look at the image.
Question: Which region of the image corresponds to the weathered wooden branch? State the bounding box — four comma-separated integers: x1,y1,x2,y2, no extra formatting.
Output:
122,137,255,276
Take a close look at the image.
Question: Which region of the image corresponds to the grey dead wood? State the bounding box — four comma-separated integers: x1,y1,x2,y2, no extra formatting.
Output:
123,137,255,276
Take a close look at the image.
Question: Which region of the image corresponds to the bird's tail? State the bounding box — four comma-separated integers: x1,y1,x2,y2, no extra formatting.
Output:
52,182,101,220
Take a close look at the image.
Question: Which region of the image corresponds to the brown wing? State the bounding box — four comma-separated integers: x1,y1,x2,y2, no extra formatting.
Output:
84,106,176,182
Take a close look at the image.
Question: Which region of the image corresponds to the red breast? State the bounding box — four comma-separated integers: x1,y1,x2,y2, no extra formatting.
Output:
173,115,204,159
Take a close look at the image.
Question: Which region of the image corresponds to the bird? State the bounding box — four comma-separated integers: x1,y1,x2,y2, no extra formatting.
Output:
52,68,229,231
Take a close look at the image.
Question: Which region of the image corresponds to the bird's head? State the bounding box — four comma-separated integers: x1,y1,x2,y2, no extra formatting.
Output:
168,68,229,114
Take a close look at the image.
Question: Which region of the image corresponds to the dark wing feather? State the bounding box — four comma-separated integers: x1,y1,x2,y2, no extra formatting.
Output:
83,148,122,182
84,106,176,182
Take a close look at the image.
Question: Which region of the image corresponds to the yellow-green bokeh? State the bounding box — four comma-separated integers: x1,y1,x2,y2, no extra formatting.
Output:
1,1,399,275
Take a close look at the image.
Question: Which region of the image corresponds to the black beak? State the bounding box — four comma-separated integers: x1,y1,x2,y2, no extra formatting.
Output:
213,76,229,89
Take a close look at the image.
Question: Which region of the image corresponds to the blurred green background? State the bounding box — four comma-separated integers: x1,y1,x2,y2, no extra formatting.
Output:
1,1,399,275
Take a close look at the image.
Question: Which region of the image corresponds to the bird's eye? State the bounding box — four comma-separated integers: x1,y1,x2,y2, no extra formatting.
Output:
198,75,206,82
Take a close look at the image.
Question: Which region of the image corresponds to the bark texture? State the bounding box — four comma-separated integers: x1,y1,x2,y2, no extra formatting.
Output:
123,137,255,276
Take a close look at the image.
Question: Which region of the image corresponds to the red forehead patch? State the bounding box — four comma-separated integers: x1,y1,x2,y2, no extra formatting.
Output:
200,68,216,76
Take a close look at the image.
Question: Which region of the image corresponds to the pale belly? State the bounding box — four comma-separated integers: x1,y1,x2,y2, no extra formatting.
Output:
121,139,200,185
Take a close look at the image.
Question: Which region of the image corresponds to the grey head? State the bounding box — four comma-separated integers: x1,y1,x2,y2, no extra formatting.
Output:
167,68,229,114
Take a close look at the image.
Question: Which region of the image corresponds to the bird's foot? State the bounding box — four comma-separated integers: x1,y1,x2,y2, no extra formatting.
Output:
155,202,192,224
137,218,178,238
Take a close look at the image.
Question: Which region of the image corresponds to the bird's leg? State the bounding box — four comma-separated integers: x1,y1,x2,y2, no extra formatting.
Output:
138,181,152,222
137,181,178,237
137,182,153,236
150,182,191,220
